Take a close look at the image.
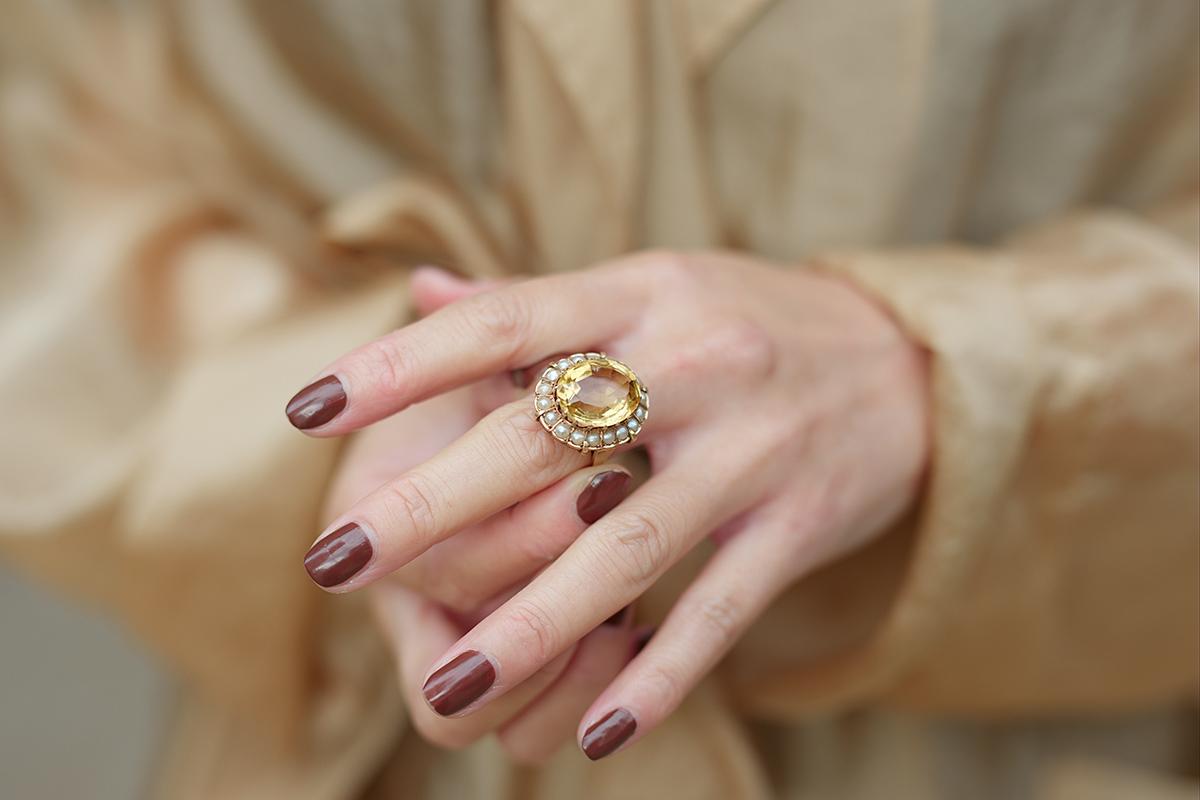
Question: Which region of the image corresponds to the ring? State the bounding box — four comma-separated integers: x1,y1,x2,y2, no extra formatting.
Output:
533,353,648,454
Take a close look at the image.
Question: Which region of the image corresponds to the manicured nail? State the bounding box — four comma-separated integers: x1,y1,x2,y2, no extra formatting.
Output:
603,605,633,627
577,470,632,524
303,523,372,587
423,651,496,716
414,263,467,280
581,708,637,760
286,375,346,430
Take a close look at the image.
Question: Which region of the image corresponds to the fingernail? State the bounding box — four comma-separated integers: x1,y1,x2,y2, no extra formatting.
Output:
415,263,466,280
303,523,372,587
581,708,637,760
286,375,346,430
577,470,632,524
423,651,497,716
603,605,633,627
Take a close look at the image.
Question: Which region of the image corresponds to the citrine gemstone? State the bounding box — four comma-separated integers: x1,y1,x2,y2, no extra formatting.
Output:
556,358,642,427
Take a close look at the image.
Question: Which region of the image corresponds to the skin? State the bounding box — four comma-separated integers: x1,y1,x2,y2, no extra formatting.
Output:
304,251,929,761
321,270,638,761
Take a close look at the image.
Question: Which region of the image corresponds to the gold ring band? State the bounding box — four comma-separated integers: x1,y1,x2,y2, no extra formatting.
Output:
533,353,648,455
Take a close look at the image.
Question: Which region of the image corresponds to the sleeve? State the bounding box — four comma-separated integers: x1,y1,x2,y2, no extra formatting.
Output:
0,6,529,796
0,2,413,774
728,192,1200,717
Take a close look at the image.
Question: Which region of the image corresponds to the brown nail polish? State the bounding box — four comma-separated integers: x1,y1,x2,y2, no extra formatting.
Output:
581,708,637,760
423,651,496,716
286,375,346,430
303,523,372,587
577,470,632,524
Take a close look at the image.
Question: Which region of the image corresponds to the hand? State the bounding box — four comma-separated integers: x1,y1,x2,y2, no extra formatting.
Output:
289,251,928,760
318,268,642,763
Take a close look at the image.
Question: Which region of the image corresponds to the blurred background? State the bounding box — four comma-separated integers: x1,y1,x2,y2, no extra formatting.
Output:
0,564,171,799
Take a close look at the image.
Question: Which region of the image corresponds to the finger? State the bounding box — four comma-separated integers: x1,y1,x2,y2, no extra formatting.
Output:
578,514,794,760
397,464,634,613
498,608,636,765
394,266,529,418
417,458,742,717
372,583,578,750
285,271,644,434
302,399,588,592
468,354,562,418
409,266,507,317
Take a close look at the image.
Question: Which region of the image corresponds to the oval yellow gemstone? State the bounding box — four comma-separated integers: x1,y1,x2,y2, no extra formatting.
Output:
555,357,642,427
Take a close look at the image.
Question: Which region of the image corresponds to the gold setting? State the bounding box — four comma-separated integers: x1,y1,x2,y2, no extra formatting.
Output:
534,353,648,453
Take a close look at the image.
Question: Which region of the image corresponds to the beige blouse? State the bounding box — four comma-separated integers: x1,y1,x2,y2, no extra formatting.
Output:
0,1,1196,798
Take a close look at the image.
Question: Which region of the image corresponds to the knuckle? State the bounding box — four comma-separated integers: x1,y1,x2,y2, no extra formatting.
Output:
503,600,562,665
800,477,845,542
466,291,532,356
696,594,742,649
366,332,413,393
773,480,843,560
383,471,443,547
656,318,775,388
640,249,694,287
660,337,714,379
491,404,573,479
717,319,778,380
515,518,570,568
604,505,676,587
641,661,685,712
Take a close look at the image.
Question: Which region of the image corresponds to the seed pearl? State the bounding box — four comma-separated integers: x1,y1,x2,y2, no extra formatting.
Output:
627,418,640,432
536,382,552,395
570,430,586,445
536,397,552,411
586,433,602,447
554,423,570,439
634,407,646,422
556,359,571,370
544,411,559,424
602,431,616,445
616,426,630,441
545,369,560,382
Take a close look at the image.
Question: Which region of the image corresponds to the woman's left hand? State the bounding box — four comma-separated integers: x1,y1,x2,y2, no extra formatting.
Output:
289,250,929,760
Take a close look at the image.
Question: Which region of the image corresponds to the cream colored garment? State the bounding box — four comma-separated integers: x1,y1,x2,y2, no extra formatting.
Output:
0,1,1197,798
